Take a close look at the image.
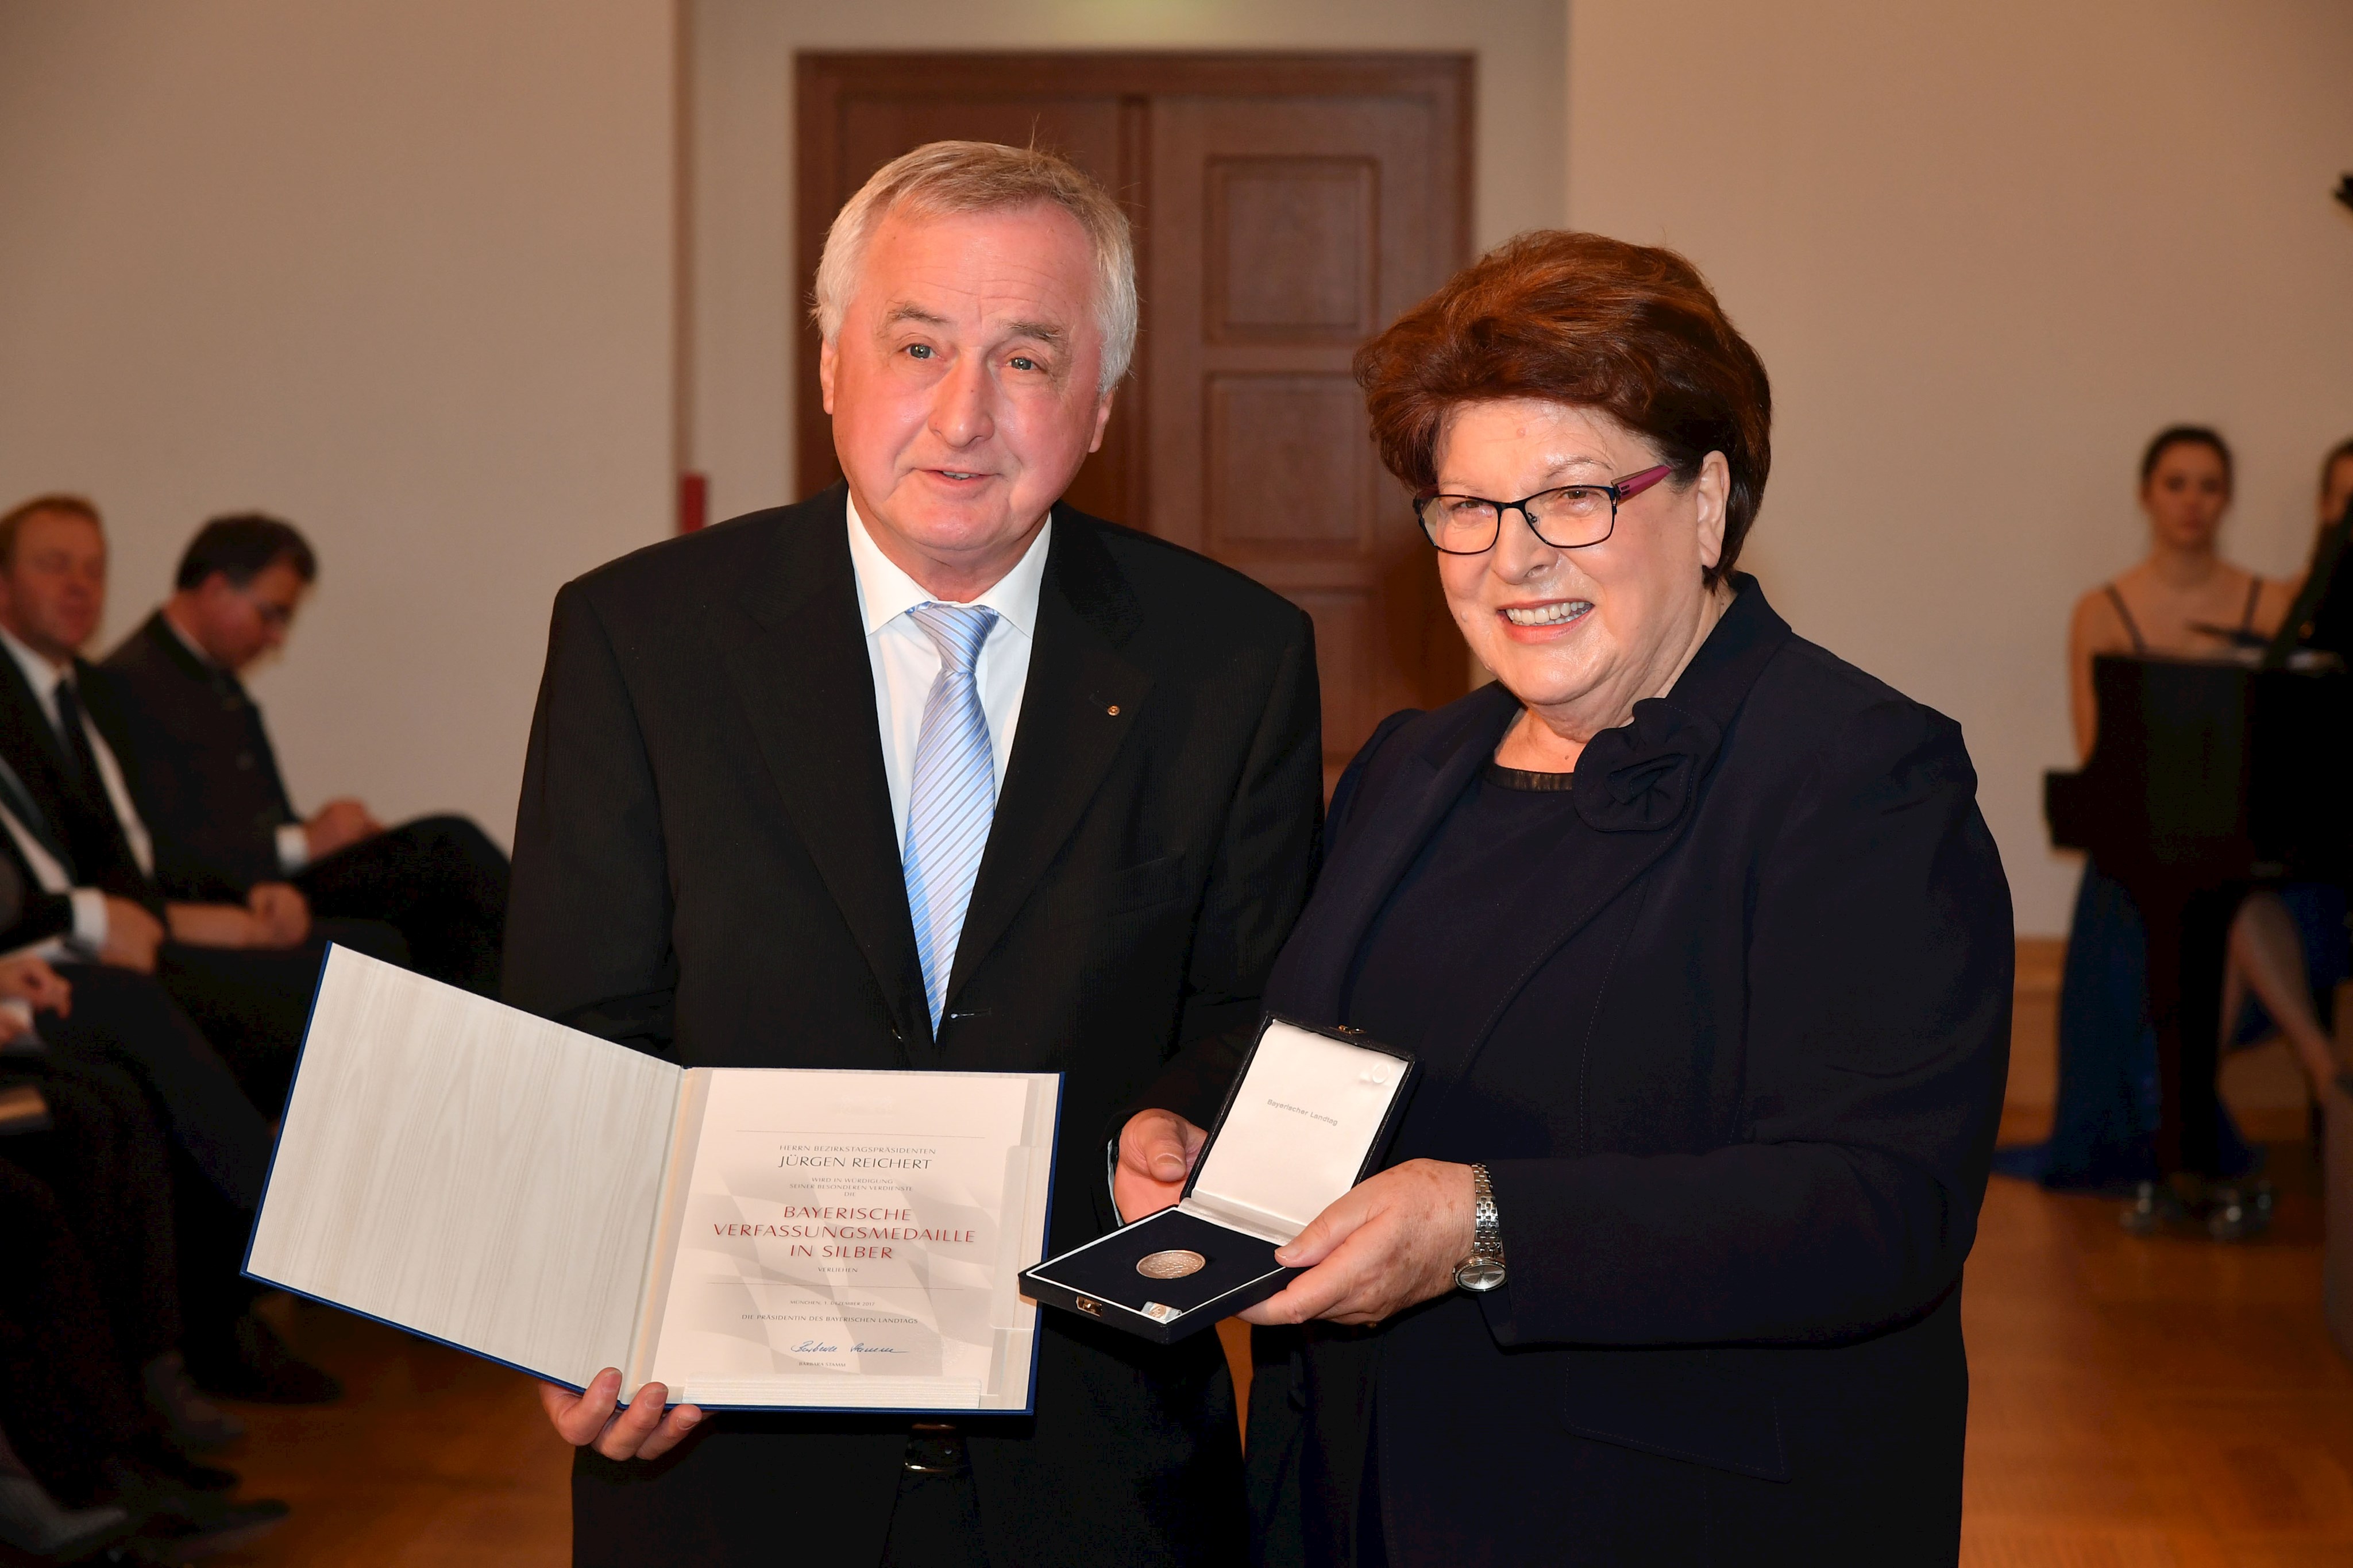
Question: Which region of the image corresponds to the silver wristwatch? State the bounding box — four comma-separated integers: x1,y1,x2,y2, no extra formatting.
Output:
1453,1163,1507,1292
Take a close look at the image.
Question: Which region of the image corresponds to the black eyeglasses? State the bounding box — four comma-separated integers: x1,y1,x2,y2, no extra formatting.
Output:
1413,465,1673,555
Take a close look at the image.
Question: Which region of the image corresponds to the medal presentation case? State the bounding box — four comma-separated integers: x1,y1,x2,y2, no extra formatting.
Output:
1020,1016,1414,1344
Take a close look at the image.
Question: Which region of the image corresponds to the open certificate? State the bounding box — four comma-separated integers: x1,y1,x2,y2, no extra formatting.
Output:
636,1071,1044,1408
245,949,1059,1412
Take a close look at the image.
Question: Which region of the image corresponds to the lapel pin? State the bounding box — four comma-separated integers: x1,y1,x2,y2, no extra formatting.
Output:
1106,705,1121,716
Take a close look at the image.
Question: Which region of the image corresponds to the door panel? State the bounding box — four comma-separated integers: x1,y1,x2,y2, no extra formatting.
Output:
1148,91,1468,777
1207,157,1380,342
797,53,1472,786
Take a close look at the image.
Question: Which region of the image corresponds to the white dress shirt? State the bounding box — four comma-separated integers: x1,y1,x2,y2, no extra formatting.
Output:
0,624,158,950
844,495,1049,850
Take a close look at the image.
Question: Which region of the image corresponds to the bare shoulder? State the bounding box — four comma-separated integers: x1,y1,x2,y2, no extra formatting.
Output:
2069,581,2129,652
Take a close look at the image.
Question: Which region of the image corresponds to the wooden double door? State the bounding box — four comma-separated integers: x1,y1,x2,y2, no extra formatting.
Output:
797,52,1474,784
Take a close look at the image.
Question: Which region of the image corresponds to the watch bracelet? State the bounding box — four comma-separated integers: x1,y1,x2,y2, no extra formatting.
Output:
1469,1161,1504,1263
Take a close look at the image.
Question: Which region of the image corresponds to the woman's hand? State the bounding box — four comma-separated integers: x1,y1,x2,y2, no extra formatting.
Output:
1114,1110,1208,1221
1240,1159,1477,1328
0,955,70,1015
539,1369,702,1462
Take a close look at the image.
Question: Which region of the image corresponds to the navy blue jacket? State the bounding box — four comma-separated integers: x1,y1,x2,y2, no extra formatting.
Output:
1160,579,2012,1566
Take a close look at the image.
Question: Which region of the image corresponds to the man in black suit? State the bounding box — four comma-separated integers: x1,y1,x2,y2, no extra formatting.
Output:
101,513,508,994
0,495,412,1401
0,759,323,1407
508,141,1322,1566
0,495,407,1113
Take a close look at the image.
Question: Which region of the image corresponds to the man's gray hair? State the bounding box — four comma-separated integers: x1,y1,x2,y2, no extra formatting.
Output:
811,141,1137,395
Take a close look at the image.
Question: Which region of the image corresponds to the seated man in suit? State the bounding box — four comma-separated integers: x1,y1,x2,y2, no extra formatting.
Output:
102,513,507,995
511,141,1322,1566
0,1152,292,1559
0,495,407,1116
0,801,332,1405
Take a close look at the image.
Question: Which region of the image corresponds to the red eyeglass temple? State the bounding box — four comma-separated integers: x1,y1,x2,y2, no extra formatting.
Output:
1413,464,1676,507
1611,464,1673,500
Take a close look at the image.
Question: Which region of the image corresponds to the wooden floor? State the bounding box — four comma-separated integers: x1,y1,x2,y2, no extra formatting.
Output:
203,1299,568,1566
189,948,2352,1566
1963,1145,2353,1565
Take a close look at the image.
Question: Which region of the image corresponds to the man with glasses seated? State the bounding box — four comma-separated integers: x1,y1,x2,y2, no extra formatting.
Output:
100,512,510,996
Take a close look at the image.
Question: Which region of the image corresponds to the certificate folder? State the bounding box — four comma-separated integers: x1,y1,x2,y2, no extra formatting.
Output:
1020,1016,1413,1344
246,948,1059,1413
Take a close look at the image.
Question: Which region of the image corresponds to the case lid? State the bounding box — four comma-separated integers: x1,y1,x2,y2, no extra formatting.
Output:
1180,1020,1411,1245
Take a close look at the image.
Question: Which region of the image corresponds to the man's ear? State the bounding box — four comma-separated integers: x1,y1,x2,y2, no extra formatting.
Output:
1087,386,1116,455
818,337,839,417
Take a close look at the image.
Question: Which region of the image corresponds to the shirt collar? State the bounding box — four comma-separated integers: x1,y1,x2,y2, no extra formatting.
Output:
0,624,67,698
844,491,1052,642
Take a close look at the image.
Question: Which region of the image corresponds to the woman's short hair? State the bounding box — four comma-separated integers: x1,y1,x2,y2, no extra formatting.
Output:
2139,425,2233,489
1354,230,1772,585
811,141,1137,395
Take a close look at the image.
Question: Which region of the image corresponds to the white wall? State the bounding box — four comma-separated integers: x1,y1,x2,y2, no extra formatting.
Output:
687,0,1570,527
1568,0,2353,933
0,1,676,848
10,1,2344,928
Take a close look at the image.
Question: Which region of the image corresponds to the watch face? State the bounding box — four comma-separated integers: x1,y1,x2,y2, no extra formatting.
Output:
1455,1259,1507,1293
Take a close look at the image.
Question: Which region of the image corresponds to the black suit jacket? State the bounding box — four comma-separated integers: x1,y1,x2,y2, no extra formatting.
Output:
0,644,162,914
1173,581,2011,1567
0,829,73,953
504,488,1322,1567
100,612,298,901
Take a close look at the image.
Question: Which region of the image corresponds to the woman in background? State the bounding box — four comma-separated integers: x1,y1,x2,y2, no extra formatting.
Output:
2002,427,2352,1199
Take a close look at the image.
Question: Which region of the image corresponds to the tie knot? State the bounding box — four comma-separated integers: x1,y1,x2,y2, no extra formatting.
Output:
908,603,998,674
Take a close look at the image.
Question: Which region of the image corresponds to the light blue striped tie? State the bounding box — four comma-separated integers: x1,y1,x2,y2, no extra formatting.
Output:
902,603,1001,1034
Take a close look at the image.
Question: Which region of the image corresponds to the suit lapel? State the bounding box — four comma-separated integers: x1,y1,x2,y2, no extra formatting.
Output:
0,755,67,871
0,649,80,870
945,515,1151,1011
138,613,296,822
1273,683,1518,1022
720,495,929,1053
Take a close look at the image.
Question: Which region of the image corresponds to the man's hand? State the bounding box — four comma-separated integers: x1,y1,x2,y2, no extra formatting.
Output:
539,1370,702,1462
1114,1110,1208,1222
304,798,381,860
1239,1159,1476,1328
246,883,311,947
0,955,70,1016
164,902,265,949
99,897,164,973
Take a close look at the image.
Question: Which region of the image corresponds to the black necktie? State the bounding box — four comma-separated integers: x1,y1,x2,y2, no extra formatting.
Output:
52,677,108,811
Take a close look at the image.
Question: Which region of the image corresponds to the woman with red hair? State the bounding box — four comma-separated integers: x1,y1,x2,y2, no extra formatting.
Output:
1123,231,2013,1563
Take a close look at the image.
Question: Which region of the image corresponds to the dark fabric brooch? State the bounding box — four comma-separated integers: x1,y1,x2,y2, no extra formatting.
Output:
1573,699,1723,833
